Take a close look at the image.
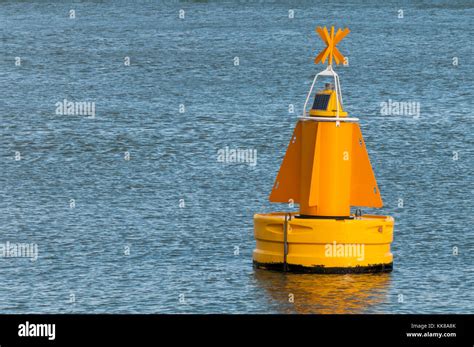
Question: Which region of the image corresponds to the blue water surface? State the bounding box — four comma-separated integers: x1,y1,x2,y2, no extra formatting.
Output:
0,0,472,313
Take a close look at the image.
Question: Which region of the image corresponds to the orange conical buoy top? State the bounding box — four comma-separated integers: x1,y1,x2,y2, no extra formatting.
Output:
269,26,382,217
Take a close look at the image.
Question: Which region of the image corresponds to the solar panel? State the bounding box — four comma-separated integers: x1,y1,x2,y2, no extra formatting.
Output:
311,94,330,111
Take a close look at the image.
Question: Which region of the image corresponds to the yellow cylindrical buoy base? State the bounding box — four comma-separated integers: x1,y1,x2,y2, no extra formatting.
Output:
253,212,394,273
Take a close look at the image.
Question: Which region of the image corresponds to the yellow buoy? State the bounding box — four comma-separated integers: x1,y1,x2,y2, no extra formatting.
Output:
253,26,394,273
